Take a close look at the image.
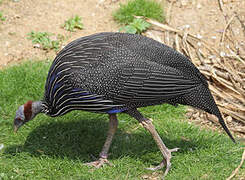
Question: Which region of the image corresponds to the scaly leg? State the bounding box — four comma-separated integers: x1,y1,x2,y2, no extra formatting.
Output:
127,109,179,177
85,114,118,168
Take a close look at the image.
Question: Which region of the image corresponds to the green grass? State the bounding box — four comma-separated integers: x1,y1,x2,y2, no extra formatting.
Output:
63,15,83,32
119,18,151,34
27,31,64,51
0,11,6,21
0,61,244,179
113,0,164,25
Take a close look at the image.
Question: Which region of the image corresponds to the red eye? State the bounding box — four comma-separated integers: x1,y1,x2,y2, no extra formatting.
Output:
14,117,24,127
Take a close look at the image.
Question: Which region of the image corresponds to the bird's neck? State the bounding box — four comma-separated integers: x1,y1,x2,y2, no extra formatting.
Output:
32,101,45,117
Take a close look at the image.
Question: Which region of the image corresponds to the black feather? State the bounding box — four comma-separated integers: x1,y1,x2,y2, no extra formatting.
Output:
43,32,235,142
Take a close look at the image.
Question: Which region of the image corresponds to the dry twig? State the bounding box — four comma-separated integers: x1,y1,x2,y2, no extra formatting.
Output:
226,148,245,180
221,14,236,44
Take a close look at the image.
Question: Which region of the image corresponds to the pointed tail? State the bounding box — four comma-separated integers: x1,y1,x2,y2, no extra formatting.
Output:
180,85,236,143
214,109,236,143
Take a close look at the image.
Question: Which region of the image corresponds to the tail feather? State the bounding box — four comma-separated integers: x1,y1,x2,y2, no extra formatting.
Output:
216,112,236,143
178,85,236,143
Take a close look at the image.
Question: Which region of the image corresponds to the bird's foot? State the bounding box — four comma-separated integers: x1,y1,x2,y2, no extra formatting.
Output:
146,147,179,176
84,157,113,168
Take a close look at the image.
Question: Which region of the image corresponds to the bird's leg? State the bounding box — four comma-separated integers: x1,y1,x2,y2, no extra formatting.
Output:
140,120,179,173
85,114,118,168
127,109,179,177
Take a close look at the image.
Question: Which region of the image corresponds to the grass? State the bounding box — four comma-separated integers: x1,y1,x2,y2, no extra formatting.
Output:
119,18,151,34
63,15,83,32
0,60,244,179
27,31,64,51
113,0,164,25
113,0,164,34
0,11,6,21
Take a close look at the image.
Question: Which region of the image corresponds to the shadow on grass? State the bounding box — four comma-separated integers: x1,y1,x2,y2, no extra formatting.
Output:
4,116,211,164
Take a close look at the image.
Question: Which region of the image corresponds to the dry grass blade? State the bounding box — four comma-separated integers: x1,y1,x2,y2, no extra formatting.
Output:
165,31,170,46
229,75,245,99
221,14,236,44
219,107,245,124
144,18,181,33
175,34,180,52
230,128,245,134
166,0,174,24
226,148,245,180
145,18,220,55
218,0,224,13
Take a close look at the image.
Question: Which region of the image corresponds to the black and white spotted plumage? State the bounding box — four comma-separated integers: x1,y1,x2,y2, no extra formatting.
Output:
42,32,234,142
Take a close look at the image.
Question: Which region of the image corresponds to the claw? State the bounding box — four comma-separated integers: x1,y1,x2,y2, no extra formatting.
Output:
146,147,179,178
84,158,113,168
146,159,165,171
170,148,179,152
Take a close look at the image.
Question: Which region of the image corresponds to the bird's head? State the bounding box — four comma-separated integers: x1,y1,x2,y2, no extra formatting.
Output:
14,101,37,132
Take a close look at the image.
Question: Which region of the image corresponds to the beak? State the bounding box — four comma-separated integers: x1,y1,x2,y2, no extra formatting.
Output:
13,118,24,133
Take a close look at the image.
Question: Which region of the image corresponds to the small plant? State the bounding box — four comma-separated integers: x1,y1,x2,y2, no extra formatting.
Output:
27,31,64,51
0,11,6,21
119,18,150,34
63,15,83,32
113,0,164,25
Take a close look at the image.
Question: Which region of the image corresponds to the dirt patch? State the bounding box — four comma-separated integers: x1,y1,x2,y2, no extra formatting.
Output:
0,0,121,68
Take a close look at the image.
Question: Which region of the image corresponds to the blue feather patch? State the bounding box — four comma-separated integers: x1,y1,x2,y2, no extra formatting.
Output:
53,83,62,92
107,108,127,114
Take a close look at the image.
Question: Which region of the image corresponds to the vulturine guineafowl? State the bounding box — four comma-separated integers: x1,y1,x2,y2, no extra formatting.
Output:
14,32,235,177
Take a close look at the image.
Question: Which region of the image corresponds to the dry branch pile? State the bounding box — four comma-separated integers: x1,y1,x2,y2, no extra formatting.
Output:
139,3,245,138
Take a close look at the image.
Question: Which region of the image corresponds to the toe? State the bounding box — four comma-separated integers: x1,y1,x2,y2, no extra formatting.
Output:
163,160,171,177
146,159,165,171
84,158,113,168
170,147,179,152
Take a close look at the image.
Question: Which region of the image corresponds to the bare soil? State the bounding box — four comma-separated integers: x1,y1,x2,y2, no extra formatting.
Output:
0,0,120,68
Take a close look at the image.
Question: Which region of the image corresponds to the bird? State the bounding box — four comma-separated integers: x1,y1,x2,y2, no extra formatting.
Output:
14,32,235,177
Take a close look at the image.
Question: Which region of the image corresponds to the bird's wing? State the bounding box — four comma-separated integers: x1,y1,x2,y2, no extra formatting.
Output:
106,33,208,87
111,61,201,104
